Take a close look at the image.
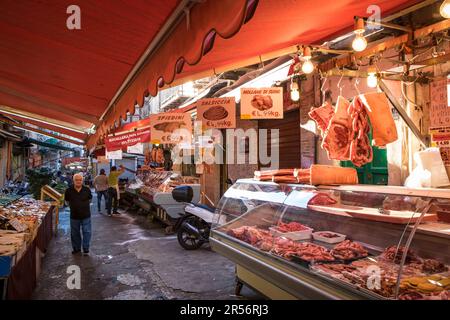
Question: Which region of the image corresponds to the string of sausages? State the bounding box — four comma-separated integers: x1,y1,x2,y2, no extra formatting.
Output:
254,168,311,184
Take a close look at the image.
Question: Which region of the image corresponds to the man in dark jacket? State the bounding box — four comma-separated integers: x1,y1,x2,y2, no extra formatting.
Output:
64,173,92,255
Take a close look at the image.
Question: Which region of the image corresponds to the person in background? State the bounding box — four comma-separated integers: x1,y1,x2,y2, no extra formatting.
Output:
84,171,92,188
65,172,74,187
163,149,173,171
55,171,63,184
106,165,125,216
93,169,108,214
64,173,92,255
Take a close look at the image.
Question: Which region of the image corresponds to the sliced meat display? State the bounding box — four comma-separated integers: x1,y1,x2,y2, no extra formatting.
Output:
358,92,398,146
274,221,310,232
308,193,337,205
322,96,352,160
227,226,273,247
421,259,448,274
348,97,373,167
331,240,369,260
308,102,335,137
294,242,335,262
380,245,421,264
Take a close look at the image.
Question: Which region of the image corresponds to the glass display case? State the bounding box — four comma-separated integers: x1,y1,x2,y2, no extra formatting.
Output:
210,179,450,300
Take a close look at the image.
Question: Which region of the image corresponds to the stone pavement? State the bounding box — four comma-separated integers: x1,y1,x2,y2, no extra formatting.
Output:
32,193,260,300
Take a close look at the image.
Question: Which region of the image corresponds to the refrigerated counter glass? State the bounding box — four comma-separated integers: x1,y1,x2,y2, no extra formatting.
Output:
210,179,450,300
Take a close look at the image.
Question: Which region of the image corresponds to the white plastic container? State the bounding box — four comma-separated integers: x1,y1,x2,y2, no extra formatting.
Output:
312,231,346,244
270,227,313,240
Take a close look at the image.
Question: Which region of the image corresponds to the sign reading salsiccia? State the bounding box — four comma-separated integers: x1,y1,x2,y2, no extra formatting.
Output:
149,112,192,144
197,97,236,128
240,87,284,119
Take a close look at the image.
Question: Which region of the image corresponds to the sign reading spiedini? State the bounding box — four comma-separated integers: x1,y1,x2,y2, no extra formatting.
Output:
149,112,192,144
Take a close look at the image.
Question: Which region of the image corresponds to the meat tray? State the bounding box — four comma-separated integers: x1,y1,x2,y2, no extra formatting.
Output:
312,231,346,244
269,227,313,240
290,255,338,268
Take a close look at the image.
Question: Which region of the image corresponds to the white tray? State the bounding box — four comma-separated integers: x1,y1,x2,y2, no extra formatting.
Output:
270,227,313,240
312,231,346,244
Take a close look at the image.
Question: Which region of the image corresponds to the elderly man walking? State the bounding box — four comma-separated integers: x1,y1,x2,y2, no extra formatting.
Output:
64,173,92,255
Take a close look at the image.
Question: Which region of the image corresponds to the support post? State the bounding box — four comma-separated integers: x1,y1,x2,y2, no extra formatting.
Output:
378,80,430,148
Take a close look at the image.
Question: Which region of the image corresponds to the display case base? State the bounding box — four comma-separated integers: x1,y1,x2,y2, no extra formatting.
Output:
236,265,296,300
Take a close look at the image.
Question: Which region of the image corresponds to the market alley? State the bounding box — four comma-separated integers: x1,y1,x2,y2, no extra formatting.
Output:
32,194,256,300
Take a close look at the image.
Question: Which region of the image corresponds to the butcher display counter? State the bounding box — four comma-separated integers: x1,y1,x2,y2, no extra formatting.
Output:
210,179,450,300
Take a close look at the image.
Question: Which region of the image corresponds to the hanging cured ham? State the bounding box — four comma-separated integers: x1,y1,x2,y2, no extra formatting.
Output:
322,96,352,160
358,92,398,146
309,164,358,185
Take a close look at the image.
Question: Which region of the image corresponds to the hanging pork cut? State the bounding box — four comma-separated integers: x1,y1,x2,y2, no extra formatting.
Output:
322,96,352,160
358,92,398,146
348,97,373,167
308,102,335,137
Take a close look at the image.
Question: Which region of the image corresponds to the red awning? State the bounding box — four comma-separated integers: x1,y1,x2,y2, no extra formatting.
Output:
0,0,418,149
120,118,151,132
0,0,180,137
3,113,88,141
88,0,418,148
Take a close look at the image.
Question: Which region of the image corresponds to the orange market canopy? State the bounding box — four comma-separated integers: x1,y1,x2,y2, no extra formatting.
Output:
0,0,419,149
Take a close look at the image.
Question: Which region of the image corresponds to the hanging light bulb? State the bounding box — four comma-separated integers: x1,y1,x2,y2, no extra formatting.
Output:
366,66,378,88
290,80,300,102
440,0,450,18
352,17,367,52
301,46,314,74
352,35,367,52
302,60,314,74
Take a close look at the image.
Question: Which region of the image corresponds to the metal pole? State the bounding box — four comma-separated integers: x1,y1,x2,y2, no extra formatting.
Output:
378,80,430,148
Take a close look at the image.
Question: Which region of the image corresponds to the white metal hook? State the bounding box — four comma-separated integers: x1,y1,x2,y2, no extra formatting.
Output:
320,72,328,102
337,69,345,96
354,78,361,96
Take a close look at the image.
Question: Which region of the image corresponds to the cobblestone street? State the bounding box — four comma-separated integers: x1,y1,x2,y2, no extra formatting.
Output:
32,195,259,300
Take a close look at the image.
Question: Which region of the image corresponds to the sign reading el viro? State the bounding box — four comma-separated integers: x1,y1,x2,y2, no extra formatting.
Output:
197,97,236,128
240,87,284,119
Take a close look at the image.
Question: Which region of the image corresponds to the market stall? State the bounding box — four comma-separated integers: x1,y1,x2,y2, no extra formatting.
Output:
0,197,54,299
125,168,200,229
210,178,450,300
